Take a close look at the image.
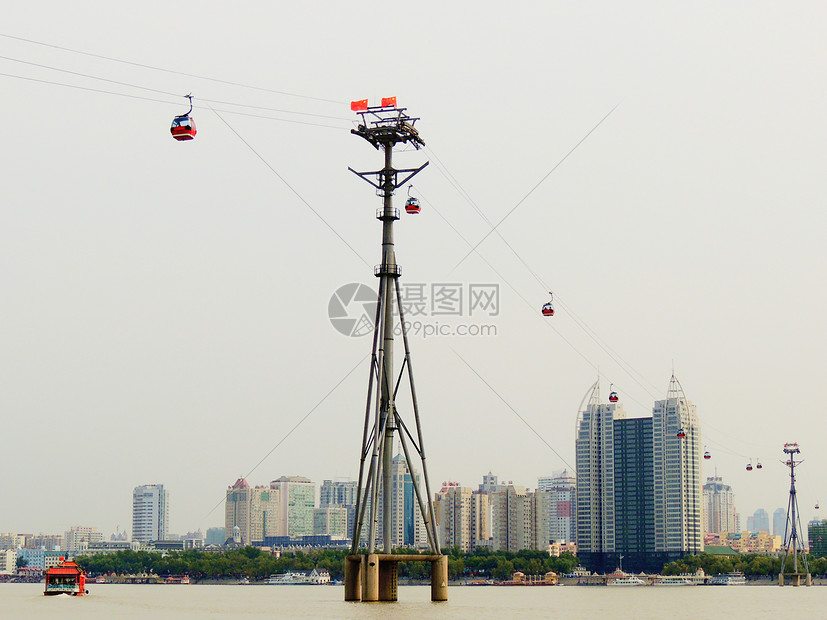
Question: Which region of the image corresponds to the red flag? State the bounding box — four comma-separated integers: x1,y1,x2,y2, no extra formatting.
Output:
381,96,397,108
351,99,368,112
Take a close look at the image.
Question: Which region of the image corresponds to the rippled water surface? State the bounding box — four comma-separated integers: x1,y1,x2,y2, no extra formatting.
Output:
2,583,825,620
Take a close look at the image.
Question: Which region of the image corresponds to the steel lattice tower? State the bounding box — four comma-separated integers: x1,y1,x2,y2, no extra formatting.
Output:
779,442,811,586
343,103,445,602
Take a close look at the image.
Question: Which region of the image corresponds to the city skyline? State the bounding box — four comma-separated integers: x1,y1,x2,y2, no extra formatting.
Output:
2,3,826,535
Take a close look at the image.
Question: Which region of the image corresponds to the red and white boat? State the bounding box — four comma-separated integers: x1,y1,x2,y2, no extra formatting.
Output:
44,558,88,596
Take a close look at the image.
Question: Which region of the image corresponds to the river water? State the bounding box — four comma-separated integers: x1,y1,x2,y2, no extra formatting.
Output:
2,583,824,620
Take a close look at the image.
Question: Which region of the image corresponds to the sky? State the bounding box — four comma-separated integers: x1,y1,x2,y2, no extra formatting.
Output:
2,2,825,537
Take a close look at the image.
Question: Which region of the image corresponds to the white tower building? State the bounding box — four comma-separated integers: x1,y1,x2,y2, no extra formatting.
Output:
652,375,703,554
132,484,169,543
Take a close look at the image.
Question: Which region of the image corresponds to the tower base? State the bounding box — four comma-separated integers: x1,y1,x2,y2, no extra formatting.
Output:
344,554,447,602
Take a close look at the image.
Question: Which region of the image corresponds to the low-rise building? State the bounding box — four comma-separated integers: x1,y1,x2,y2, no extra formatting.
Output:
0,549,17,574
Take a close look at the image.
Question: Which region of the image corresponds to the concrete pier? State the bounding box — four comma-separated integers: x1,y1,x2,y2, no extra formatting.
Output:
344,554,447,602
431,555,448,601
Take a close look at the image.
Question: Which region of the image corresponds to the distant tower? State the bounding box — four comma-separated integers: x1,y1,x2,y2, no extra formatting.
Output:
703,476,737,534
773,507,787,537
779,443,811,586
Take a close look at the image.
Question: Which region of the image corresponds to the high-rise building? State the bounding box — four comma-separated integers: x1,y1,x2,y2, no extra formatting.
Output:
576,399,618,559
270,476,316,538
434,483,490,552
703,476,737,534
225,478,280,545
538,469,576,544
320,480,358,540
390,454,427,547
652,376,702,555
491,485,549,552
132,484,169,543
773,507,787,537
576,397,655,570
752,509,770,533
613,416,655,557
576,375,702,573
313,506,349,538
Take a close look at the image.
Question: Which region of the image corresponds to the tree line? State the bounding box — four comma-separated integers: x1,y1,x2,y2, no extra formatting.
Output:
662,552,827,577
79,547,827,582
74,547,579,582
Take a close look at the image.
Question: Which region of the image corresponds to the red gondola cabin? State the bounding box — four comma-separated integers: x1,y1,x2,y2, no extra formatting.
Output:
609,391,618,403
676,429,686,439
171,115,196,141
405,197,421,214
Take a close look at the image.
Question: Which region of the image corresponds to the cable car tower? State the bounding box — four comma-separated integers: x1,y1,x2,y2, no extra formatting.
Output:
778,442,811,586
343,100,445,602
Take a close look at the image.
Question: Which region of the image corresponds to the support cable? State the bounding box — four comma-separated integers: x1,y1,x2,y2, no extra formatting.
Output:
0,32,344,104
203,353,367,520
209,105,370,267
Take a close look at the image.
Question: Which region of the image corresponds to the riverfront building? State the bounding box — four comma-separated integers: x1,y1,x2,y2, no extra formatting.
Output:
132,484,169,543
575,375,702,573
652,378,703,556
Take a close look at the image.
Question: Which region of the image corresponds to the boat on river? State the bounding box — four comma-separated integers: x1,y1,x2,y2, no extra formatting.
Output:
267,569,330,585
654,576,694,586
607,576,646,586
709,572,746,585
44,559,88,596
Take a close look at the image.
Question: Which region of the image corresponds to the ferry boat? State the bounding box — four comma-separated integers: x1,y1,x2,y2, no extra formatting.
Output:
607,576,646,586
709,571,746,585
267,569,330,585
44,559,88,596
654,576,693,586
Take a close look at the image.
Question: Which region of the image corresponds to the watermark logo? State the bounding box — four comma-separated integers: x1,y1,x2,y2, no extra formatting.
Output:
328,282,500,338
328,283,377,337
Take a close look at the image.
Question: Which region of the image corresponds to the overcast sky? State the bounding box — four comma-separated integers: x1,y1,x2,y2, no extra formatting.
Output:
2,2,825,537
